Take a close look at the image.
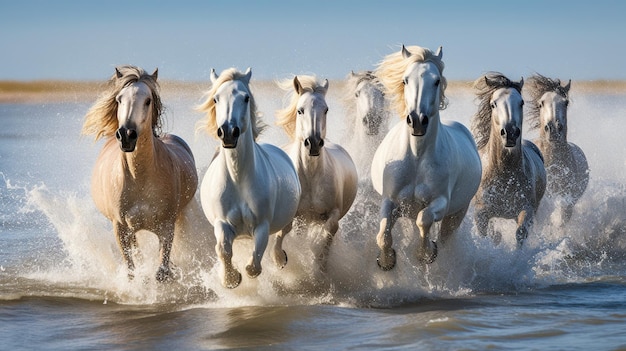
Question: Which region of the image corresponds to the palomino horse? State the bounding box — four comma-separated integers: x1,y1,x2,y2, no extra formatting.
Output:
276,75,358,272
372,45,482,270
525,74,589,226
198,68,301,289
471,72,546,247
82,65,198,282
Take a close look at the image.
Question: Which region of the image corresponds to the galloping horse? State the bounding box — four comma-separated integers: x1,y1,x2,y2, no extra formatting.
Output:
276,75,358,272
525,74,589,226
82,65,198,282
471,72,546,247
372,45,482,270
198,68,301,288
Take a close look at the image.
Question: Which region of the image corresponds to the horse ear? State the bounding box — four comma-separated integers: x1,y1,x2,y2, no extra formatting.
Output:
151,68,158,80
401,45,411,59
242,67,252,84
293,76,303,95
321,79,329,95
519,77,524,88
210,68,219,83
351,70,356,77
115,67,123,79
435,46,443,59
564,79,572,92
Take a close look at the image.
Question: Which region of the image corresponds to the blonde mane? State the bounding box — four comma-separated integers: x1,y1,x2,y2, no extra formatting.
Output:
82,65,163,140
276,75,328,140
375,45,448,117
197,68,265,140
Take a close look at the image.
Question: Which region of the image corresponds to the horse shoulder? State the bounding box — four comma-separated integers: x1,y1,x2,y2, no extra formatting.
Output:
371,123,407,194
324,142,359,214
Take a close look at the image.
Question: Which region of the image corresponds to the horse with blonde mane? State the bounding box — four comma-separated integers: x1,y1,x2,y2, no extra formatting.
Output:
276,75,358,272
525,74,589,226
82,65,198,282
371,45,482,270
471,72,546,247
198,67,301,289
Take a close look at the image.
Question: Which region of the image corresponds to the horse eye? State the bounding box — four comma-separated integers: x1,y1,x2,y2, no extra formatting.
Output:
325,108,329,114
490,102,496,109
244,95,250,103
213,97,218,104
402,78,408,85
539,101,544,108
434,79,440,87
297,108,304,115
116,95,122,103
355,91,360,98
145,98,151,107
520,100,524,107
565,100,569,107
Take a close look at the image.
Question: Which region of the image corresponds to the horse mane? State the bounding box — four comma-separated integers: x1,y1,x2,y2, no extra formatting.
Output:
197,68,266,140
524,73,570,130
374,45,448,118
471,72,524,150
82,65,163,140
276,74,328,140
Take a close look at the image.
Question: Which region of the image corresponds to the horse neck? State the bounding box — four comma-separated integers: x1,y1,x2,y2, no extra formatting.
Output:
486,131,523,170
407,114,441,156
537,133,572,167
222,132,256,182
123,131,156,179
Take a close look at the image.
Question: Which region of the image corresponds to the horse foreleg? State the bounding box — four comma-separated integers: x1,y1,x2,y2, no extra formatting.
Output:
272,221,291,269
318,208,341,273
246,221,269,279
440,206,469,245
215,220,241,289
474,208,490,238
376,198,399,270
114,222,136,280
416,197,447,264
155,222,175,283
516,209,534,248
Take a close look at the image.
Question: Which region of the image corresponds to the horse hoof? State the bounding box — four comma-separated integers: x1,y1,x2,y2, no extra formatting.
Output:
377,248,396,271
274,250,288,269
224,270,242,289
245,264,262,279
419,241,438,264
155,266,174,283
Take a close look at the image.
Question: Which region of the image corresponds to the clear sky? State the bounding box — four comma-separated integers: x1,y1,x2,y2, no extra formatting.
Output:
1,0,624,82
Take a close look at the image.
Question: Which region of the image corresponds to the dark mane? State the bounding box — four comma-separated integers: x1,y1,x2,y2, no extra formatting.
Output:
471,72,523,150
524,73,570,130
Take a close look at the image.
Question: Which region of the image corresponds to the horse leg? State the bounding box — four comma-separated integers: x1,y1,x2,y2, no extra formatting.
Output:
516,209,534,248
272,221,291,269
474,208,491,238
114,222,136,280
155,222,175,282
439,206,469,245
376,198,399,270
214,220,241,289
246,221,269,279
318,208,341,273
416,197,447,264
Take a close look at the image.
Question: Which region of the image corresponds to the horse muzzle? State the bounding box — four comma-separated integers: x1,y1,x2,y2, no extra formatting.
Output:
217,125,240,149
304,136,324,157
501,126,521,148
407,112,428,136
115,126,138,152
364,113,382,136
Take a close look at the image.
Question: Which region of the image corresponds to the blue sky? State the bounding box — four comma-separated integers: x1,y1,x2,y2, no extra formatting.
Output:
1,0,624,81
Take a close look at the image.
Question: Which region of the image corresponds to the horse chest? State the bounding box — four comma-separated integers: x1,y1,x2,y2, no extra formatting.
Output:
480,172,533,217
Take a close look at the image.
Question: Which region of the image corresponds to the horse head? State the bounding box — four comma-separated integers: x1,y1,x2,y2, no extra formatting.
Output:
486,75,525,149
538,79,571,142
114,67,159,152
294,76,329,157
352,71,385,136
211,68,253,149
401,45,443,137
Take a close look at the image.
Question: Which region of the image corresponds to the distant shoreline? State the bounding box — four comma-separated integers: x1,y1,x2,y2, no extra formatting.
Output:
1,80,625,104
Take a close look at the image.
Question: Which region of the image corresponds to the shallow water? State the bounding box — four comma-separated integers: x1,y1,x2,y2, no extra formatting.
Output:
1,84,626,350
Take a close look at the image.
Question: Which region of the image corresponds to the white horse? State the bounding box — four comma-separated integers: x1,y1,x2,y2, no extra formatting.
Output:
82,65,198,282
344,70,390,173
198,67,301,289
372,45,482,270
525,74,589,226
276,75,358,272
471,72,546,247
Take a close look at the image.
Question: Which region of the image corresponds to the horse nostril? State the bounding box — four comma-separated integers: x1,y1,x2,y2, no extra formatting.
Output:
115,129,123,141
545,125,550,132
500,129,506,136
232,127,240,138
217,128,223,138
406,115,412,126
319,139,324,147
304,138,310,147
420,115,429,126
127,129,137,140
557,124,563,131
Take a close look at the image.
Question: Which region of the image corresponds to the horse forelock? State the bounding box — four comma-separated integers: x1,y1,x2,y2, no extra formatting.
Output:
525,74,570,130
82,65,163,140
276,75,327,140
197,68,265,140
471,72,523,150
375,45,448,118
